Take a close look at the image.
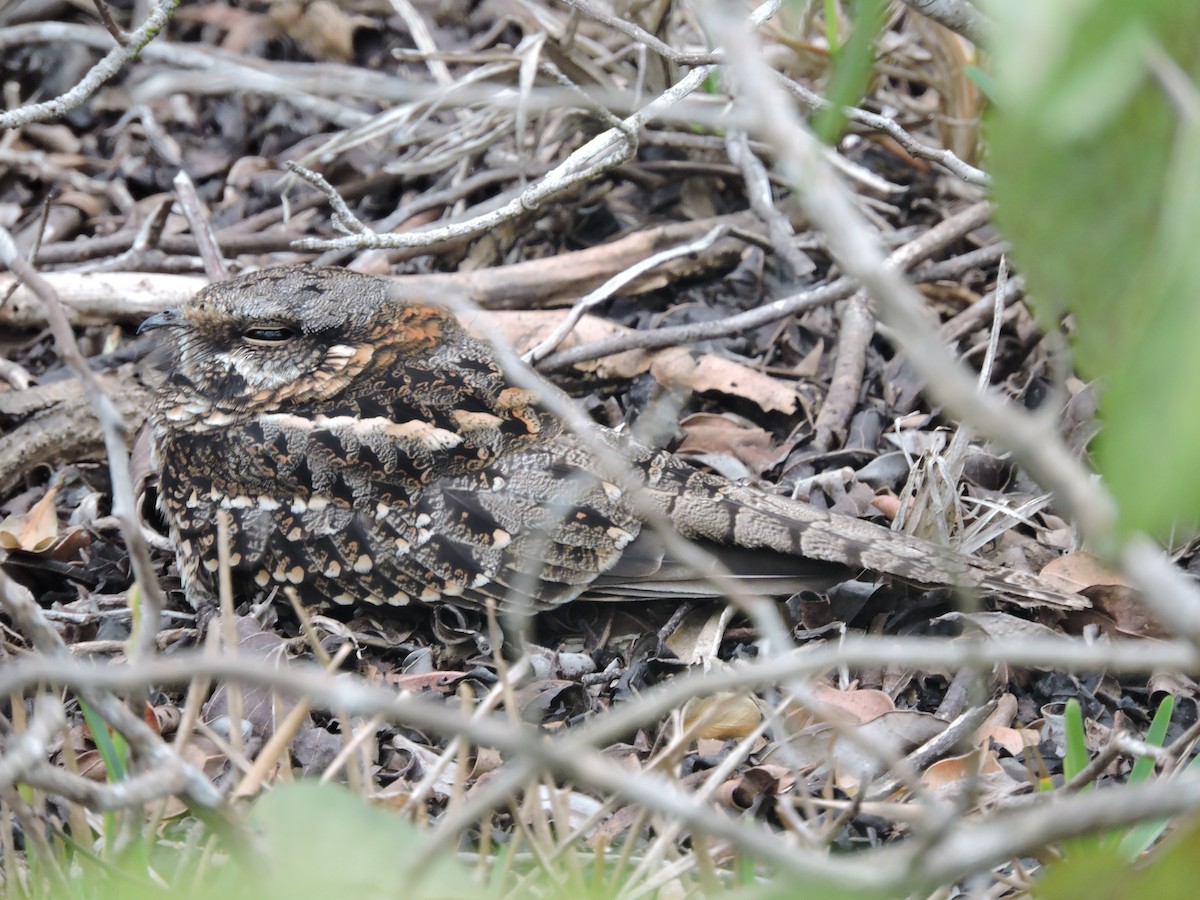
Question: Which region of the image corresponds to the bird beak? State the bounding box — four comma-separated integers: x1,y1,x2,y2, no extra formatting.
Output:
138,308,183,334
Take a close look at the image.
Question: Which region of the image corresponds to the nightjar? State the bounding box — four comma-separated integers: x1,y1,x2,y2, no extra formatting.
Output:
141,266,1083,613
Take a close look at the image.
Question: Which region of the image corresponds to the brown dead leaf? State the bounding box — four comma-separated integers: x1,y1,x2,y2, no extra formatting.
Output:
972,693,1037,755
1071,584,1167,639
676,413,791,478
159,736,228,818
717,765,795,810
586,803,644,848
291,722,345,776
695,737,728,757
663,602,735,666
975,692,1018,733
520,786,606,835
465,309,798,413
1148,670,1199,701
516,679,588,724
935,611,1063,644
73,749,110,782
870,494,902,520
981,725,1039,757
682,693,762,740
466,309,651,377
470,747,503,779
382,670,470,694
921,749,1004,788
0,485,59,552
811,682,896,723
270,0,361,63
203,617,295,744
376,733,459,802
650,348,797,414
833,710,948,791
792,338,824,377
1040,551,1134,592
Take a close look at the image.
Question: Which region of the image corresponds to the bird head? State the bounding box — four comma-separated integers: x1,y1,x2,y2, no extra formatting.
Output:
140,267,460,412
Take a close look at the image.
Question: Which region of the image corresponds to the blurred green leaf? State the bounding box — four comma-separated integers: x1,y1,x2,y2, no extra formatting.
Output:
1059,699,1100,859
728,878,898,900
963,65,997,101
1039,811,1200,899
78,699,127,782
825,0,840,57
231,781,479,900
1096,694,1173,854
1062,699,1089,785
813,0,887,143
987,0,1200,534
1119,756,1200,860
1035,844,1133,900
1130,695,1174,786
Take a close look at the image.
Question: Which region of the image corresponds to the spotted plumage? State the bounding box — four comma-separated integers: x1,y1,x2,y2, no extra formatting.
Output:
142,266,1085,613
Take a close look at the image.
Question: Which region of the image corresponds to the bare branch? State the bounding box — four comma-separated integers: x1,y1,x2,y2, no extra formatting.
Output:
897,0,991,46
0,229,167,658
700,0,1200,648
290,0,784,253
538,201,992,371
0,0,179,130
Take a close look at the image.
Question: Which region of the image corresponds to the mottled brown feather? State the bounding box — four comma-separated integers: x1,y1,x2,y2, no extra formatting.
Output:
143,266,1086,614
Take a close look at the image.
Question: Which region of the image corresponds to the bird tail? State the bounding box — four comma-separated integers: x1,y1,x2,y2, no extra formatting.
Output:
644,459,1087,611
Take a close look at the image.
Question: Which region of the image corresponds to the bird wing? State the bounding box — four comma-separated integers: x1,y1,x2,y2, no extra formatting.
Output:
164,402,1085,613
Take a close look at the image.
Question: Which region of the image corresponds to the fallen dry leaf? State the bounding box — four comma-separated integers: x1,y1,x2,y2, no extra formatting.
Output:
676,413,792,477
792,338,824,377
975,692,1018,734
650,348,797,414
870,494,903,520
1070,583,1167,639
381,670,470,694
466,309,651,377
833,710,948,791
682,692,762,741
270,0,361,63
717,765,795,810
980,725,1039,756
921,749,1004,788
663,602,735,666
935,611,1063,644
1040,550,1134,592
972,693,1039,755
811,682,896,723
1148,670,1199,701
0,485,59,553
520,785,606,835
466,309,798,413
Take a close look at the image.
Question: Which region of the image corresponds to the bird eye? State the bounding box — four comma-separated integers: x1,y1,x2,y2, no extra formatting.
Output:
242,325,298,345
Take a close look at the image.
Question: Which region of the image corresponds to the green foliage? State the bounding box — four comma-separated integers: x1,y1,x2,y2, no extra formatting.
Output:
986,0,1200,534
1058,699,1100,858
824,0,841,57
1061,700,1090,786
78,699,128,782
42,783,478,900
31,782,788,900
813,0,888,143
1037,814,1200,900
727,878,899,900
1046,696,1185,888
77,697,133,860
1116,695,1200,859
963,65,997,101
227,782,477,899
1128,694,1174,787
